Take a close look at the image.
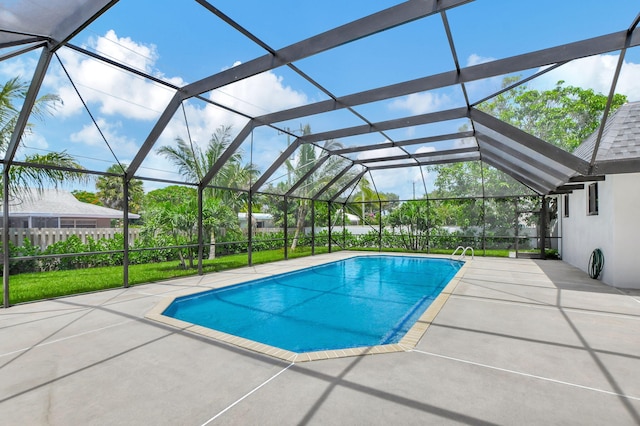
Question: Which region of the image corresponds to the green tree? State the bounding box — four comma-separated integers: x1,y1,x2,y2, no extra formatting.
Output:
158,125,259,209
385,200,440,251
348,176,388,223
479,78,627,151
283,125,347,250
142,186,238,267
95,164,144,213
1,77,85,197
158,125,260,258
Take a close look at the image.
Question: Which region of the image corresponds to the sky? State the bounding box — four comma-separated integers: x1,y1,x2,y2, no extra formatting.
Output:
1,0,639,200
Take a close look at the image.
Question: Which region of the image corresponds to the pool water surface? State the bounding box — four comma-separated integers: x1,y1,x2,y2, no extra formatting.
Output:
162,255,462,353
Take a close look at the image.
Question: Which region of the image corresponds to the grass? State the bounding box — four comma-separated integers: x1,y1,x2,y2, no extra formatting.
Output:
2,247,329,305
3,245,511,305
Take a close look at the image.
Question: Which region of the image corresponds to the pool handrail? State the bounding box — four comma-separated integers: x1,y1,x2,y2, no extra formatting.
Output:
451,246,474,260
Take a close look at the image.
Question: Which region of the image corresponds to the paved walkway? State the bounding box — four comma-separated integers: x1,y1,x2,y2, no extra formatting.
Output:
1,252,639,425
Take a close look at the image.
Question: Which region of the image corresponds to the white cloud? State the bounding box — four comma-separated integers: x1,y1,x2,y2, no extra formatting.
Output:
21,132,49,151
69,119,140,160
464,54,504,101
533,54,640,101
209,63,308,117
388,92,451,115
50,30,181,120
0,55,37,81
462,52,640,104
356,145,405,161
466,54,496,67
415,146,436,154
150,64,310,175
32,30,312,183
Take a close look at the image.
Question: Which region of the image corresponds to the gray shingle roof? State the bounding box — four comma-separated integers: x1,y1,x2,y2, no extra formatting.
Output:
2,189,140,219
573,101,640,162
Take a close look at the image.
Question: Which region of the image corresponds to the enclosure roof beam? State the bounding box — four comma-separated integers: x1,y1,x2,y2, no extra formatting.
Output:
475,133,570,181
367,152,479,171
471,108,590,174
355,146,478,164
301,107,469,144
330,169,368,203
417,151,480,165
329,131,474,155
126,0,469,181
569,175,605,182
254,28,640,126
284,156,330,197
0,37,48,50
200,121,257,189
250,138,301,193
479,143,560,190
312,163,355,201
480,152,549,194
0,41,47,61
4,45,53,166
181,0,470,99
127,93,184,178
557,184,585,191
50,1,119,51
548,189,574,195
592,158,640,175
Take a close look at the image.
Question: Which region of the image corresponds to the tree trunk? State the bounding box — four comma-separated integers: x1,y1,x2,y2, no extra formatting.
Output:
171,230,186,269
290,203,308,251
208,228,216,260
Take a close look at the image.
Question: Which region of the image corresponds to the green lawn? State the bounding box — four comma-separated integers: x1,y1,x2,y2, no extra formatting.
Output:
2,246,508,305
2,247,329,305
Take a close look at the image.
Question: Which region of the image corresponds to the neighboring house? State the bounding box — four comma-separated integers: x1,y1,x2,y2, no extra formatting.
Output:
238,212,275,231
560,102,640,289
2,188,140,228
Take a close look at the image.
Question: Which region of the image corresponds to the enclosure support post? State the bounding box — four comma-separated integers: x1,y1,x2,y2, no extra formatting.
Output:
481,198,487,256
197,187,203,275
480,161,487,257
540,196,547,260
123,177,129,288
3,168,10,308
248,191,253,266
378,200,383,252
425,199,430,254
311,200,315,256
328,201,332,253
342,204,346,249
514,198,519,256
283,196,288,260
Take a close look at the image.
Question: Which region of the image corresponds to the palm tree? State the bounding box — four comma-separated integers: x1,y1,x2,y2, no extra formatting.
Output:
1,77,85,197
96,164,144,213
157,125,260,258
348,176,388,225
285,124,348,250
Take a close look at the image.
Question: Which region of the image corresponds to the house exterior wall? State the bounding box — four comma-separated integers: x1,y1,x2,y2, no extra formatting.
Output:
561,173,640,289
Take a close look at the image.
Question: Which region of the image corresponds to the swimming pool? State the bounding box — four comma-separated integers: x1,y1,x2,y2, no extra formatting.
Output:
162,255,463,354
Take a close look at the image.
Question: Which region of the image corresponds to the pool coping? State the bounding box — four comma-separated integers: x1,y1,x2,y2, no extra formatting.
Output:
145,253,471,362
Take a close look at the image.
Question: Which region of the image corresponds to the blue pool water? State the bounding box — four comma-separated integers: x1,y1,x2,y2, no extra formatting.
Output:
163,255,462,353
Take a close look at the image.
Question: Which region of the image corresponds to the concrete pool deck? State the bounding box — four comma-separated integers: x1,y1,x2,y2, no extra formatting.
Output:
1,252,639,425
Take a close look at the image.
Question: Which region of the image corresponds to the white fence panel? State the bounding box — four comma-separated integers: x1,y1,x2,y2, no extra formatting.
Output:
5,228,140,250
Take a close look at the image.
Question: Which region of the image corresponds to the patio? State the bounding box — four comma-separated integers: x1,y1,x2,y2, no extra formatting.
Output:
1,253,638,425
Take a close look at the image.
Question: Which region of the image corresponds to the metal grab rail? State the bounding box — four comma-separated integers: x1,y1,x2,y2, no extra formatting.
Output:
451,246,474,260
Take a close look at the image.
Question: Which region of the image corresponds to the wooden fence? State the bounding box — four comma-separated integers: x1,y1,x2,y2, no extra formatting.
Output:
4,228,141,250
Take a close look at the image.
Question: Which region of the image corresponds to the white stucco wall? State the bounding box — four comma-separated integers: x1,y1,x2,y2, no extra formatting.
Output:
561,173,640,289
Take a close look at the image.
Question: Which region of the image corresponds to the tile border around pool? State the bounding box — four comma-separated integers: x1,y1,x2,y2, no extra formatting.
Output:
144,252,470,363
